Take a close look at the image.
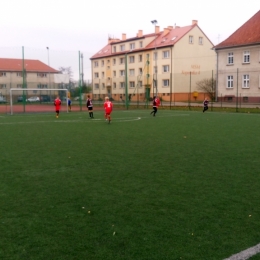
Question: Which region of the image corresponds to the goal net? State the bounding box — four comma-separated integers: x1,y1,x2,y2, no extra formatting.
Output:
9,88,69,115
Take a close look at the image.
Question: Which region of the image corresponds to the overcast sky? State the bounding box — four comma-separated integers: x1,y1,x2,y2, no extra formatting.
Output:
0,0,259,80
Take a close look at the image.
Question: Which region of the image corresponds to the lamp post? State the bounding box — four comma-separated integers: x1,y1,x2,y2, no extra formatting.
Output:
46,47,51,100
124,50,133,109
151,20,158,96
124,53,128,109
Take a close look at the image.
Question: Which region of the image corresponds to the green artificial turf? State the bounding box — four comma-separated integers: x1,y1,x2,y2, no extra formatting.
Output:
0,109,260,260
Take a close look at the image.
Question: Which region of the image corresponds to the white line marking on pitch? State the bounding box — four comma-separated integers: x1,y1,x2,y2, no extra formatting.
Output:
224,243,260,260
0,113,189,125
0,117,142,125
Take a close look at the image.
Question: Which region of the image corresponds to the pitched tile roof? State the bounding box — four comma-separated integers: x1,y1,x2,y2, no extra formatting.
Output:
214,10,260,49
0,58,59,73
146,25,195,49
90,23,213,60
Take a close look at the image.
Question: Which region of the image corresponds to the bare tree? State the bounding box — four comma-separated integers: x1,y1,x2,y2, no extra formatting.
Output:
196,78,216,100
59,67,74,83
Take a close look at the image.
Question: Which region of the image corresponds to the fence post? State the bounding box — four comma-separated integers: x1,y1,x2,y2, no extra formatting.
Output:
170,72,172,109
189,71,191,110
236,68,238,112
211,70,213,111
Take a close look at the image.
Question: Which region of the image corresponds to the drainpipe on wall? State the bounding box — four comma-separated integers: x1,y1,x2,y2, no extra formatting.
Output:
215,49,218,102
170,46,173,108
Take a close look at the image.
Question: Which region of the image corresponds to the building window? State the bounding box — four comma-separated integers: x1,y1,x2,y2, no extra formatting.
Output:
139,68,143,75
163,65,170,72
139,41,143,48
130,43,135,50
113,46,116,53
129,69,135,76
227,75,233,88
37,73,47,78
102,83,105,89
138,81,142,88
163,51,170,58
120,70,125,76
94,61,98,67
228,52,234,65
139,55,142,62
37,84,47,89
243,51,250,63
242,74,249,88
199,37,203,45
17,72,22,77
153,52,157,60
102,72,105,78
162,79,170,87
154,66,158,74
189,36,193,44
113,83,116,89
94,72,99,78
113,71,116,77
130,81,135,88
0,72,6,77
120,57,125,64
120,45,125,51
129,56,135,63
0,84,7,88
101,60,104,67
94,84,99,89
113,59,116,65
120,82,125,88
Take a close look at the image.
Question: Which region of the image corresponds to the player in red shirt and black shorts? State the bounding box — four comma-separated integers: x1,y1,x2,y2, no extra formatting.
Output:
150,96,160,116
54,96,61,118
104,97,113,124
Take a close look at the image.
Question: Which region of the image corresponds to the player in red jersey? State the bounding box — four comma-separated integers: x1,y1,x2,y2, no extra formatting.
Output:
54,96,61,118
104,97,113,124
150,96,160,116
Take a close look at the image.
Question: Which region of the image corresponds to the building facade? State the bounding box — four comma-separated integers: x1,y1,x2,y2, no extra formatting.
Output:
214,10,260,102
90,20,216,102
0,58,68,100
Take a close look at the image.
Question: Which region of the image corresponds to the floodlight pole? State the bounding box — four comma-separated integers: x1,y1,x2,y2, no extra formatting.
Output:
79,51,82,111
46,47,51,100
22,46,26,112
151,20,158,96
125,53,129,109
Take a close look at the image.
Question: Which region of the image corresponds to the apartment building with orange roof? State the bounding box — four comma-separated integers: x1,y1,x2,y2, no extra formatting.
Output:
214,10,260,102
90,20,216,102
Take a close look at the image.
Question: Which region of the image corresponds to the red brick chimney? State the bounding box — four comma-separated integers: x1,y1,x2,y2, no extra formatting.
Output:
137,30,143,37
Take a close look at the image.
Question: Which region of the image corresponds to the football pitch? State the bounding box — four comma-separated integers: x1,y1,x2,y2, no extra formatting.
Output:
1,109,260,260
